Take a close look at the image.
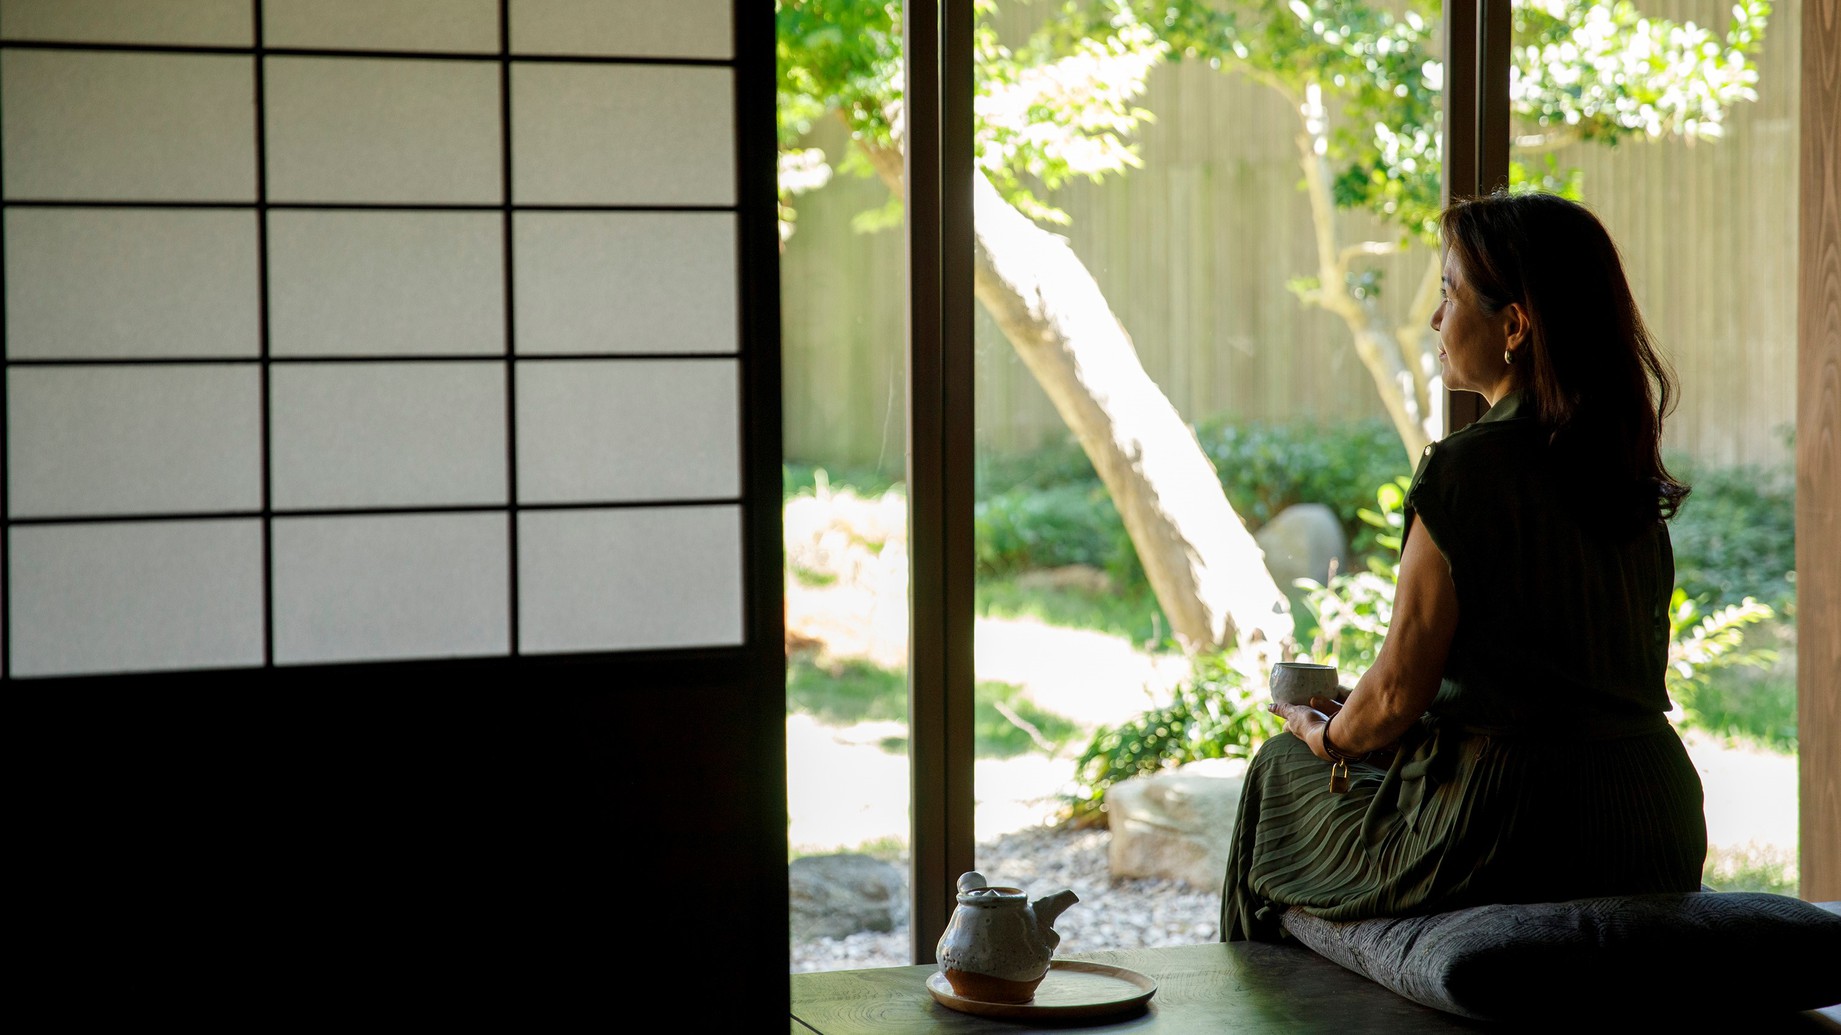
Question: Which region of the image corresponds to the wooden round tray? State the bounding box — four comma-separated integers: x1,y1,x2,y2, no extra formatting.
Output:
925,960,1158,1021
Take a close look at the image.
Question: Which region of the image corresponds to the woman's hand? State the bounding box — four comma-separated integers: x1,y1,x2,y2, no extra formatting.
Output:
1268,695,1344,761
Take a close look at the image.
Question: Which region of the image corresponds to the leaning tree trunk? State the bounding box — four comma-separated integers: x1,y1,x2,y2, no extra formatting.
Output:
971,173,1293,654
862,144,1291,655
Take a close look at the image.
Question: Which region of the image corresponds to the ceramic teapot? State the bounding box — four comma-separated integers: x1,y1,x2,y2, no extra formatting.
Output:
935,870,1080,1003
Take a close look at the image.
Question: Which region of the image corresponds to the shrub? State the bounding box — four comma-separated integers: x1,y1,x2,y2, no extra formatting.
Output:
972,418,1411,590
977,441,1106,496
1062,650,1281,823
1666,459,1796,613
1194,416,1410,562
1295,477,1410,674
974,482,1125,577
1665,589,1781,736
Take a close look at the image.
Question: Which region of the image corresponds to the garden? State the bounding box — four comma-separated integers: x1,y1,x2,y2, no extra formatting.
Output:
784,416,1802,897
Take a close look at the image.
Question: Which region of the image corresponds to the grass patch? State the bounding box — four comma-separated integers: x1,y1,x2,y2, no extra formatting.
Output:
785,461,902,501
976,680,1084,759
785,651,1083,760
789,835,908,865
1689,668,1798,752
1703,843,1799,897
977,573,1169,649
788,565,839,588
786,654,907,726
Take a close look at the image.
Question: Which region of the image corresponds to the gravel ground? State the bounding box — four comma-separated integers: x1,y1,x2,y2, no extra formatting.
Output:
790,823,1221,973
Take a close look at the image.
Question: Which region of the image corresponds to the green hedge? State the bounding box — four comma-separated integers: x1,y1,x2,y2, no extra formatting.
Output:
1666,458,1796,613
1195,416,1410,561
974,417,1411,584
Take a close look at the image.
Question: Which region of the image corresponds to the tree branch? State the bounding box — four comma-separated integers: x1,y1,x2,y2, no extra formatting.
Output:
1395,251,1444,436
1511,126,1583,156
1338,240,1403,267
1295,108,1428,462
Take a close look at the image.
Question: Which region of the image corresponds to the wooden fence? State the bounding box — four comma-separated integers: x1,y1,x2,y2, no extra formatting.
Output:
778,0,1802,477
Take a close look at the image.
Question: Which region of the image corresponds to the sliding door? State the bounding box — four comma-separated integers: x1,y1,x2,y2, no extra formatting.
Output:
4,1,789,1015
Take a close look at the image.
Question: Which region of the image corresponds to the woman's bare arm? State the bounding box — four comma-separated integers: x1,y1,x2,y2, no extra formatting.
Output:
1274,516,1459,760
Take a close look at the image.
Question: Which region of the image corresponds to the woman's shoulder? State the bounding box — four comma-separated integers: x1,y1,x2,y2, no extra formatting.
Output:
1414,416,1537,487
1436,409,1539,457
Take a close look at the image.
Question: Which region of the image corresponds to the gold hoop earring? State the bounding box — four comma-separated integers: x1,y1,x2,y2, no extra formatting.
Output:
1503,348,1514,365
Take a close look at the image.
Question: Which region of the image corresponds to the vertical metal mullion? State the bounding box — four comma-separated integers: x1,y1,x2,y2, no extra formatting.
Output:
905,0,977,966
1,50,8,678
940,0,977,948
500,0,519,656
1477,0,1511,195
1440,0,1510,433
1443,1,1478,206
254,0,275,665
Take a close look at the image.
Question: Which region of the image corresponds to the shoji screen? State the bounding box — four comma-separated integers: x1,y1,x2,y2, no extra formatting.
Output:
1,0,747,678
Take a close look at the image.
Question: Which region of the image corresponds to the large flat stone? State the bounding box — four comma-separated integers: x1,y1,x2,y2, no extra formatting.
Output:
1106,758,1247,890
789,853,909,941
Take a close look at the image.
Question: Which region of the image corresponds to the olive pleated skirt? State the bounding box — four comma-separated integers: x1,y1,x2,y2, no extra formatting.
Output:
1220,718,1709,942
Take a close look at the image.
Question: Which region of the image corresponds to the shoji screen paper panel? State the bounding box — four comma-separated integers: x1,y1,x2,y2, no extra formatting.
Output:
0,0,745,678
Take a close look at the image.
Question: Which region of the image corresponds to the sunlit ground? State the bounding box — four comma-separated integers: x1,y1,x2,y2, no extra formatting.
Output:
788,617,1800,889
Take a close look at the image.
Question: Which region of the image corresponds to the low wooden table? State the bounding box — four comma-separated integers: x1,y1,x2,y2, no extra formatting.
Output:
789,941,1841,1033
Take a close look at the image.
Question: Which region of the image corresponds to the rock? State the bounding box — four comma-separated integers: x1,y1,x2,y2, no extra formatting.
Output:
789,853,909,941
1106,758,1247,890
1255,503,1349,590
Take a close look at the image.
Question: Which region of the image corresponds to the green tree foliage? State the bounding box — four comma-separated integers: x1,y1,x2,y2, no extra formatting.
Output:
779,0,1772,458
1120,0,1769,240
777,0,1167,229
1123,0,1771,456
777,0,1776,651
1665,589,1779,733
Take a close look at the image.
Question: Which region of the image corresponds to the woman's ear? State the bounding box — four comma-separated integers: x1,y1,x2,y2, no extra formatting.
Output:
1502,302,1531,349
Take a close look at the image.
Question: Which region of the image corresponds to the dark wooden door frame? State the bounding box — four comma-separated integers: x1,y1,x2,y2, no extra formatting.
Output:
904,0,979,964
1795,0,1838,903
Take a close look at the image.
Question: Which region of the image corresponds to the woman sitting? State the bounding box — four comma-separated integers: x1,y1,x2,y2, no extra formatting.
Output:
1221,190,1708,942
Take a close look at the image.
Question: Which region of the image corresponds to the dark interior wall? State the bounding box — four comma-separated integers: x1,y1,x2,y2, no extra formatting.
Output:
16,651,788,1022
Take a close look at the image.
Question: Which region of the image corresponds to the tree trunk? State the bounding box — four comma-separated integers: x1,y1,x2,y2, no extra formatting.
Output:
969,172,1291,654
1295,130,1435,464
860,140,1291,655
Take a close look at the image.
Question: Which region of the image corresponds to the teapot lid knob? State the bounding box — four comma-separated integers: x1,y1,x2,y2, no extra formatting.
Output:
956,871,988,894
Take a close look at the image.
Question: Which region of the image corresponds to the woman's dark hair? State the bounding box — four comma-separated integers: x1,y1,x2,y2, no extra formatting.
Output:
1438,189,1690,531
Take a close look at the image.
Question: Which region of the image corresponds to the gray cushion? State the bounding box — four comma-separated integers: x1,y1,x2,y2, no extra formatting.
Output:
1277,893,1841,1023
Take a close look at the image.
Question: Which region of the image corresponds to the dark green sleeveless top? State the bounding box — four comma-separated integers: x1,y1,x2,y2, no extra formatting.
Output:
1403,391,1676,737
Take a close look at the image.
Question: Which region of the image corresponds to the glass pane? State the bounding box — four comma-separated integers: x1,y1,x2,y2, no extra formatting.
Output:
968,0,1441,956
1507,0,1798,894
779,1,914,972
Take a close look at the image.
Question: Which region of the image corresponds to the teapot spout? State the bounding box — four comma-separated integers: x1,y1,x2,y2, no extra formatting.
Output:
1031,888,1080,932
